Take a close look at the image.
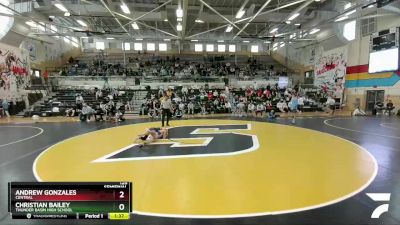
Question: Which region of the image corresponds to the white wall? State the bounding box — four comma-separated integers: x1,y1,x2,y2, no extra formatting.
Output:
278,14,400,68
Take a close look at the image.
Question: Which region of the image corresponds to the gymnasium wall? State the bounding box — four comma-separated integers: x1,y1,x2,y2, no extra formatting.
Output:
24,38,81,72
280,14,400,111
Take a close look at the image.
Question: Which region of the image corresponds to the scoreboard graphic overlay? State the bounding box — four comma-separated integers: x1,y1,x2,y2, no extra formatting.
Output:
8,182,132,220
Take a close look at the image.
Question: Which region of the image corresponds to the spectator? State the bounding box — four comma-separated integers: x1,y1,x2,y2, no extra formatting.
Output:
298,95,304,112
353,107,366,116
95,89,103,100
2,99,10,117
65,106,76,117
160,93,172,127
80,103,95,122
256,102,265,117
268,110,278,120
225,101,231,113
188,101,194,116
325,96,336,114
385,100,395,115
75,94,84,110
247,102,255,116
277,99,288,113
237,100,245,117
178,102,185,117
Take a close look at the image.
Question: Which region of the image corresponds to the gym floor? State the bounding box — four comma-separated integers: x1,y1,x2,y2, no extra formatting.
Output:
0,115,399,225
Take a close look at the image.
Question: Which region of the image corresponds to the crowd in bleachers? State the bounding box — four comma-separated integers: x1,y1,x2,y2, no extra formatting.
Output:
24,87,129,122
61,54,284,79
64,88,127,122
140,84,333,120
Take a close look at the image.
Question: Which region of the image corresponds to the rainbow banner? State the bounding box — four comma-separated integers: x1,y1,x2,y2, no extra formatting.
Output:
345,64,400,88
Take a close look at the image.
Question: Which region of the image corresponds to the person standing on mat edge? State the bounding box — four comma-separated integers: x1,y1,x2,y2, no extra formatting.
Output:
161,92,172,127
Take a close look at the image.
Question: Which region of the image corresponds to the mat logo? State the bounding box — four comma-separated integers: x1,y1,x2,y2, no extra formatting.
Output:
93,124,259,162
366,193,391,219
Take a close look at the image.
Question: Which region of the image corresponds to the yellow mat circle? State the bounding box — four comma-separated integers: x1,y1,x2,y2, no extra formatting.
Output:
34,120,377,218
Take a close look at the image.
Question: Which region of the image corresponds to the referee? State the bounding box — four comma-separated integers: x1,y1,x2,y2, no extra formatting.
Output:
161,93,172,127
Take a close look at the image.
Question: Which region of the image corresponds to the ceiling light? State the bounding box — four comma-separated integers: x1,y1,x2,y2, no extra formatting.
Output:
335,16,348,22
367,4,375,8
54,3,68,12
225,25,233,32
195,19,204,23
177,17,182,22
177,23,182,31
76,19,87,27
345,9,356,16
107,37,114,40
136,38,143,41
235,9,245,19
270,28,278,33
120,3,130,14
217,40,224,43
81,36,89,39
303,32,309,37
163,39,171,41
50,25,57,33
264,41,271,43
176,8,183,18
64,12,70,17
280,43,285,47
191,40,198,42
243,40,250,43
131,22,139,30
315,0,321,2
286,21,291,24
344,3,352,10
295,23,301,26
25,21,37,28
288,13,300,21
309,28,320,34
164,19,168,22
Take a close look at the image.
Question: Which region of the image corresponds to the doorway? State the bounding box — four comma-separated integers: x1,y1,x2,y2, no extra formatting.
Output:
365,90,384,113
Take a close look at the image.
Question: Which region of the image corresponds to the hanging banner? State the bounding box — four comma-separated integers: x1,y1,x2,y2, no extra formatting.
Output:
0,43,30,101
314,46,347,99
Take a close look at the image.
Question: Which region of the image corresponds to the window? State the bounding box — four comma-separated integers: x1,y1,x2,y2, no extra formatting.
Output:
123,42,130,51
343,20,356,41
206,44,214,52
228,44,236,53
95,41,104,50
194,44,203,52
251,45,259,53
147,43,155,51
361,13,376,37
159,43,167,51
217,45,226,52
0,0,13,40
134,42,142,51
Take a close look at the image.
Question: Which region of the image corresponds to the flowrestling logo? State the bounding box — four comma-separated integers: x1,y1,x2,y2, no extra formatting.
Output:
367,193,391,219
